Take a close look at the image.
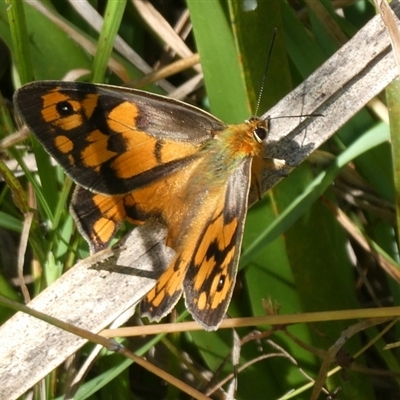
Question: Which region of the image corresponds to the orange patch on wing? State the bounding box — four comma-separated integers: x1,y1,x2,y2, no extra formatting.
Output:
92,193,126,221
54,135,74,154
111,131,158,179
55,113,84,131
107,102,139,132
93,217,116,245
81,130,116,169
222,218,238,248
158,140,200,164
196,292,207,310
82,93,99,119
192,256,214,291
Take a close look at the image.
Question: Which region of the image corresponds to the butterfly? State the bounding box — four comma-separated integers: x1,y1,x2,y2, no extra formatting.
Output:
14,81,286,330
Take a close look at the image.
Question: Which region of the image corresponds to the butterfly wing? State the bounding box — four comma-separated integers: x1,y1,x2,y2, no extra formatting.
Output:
184,157,252,329
71,186,128,252
71,154,205,252
141,157,252,330
14,81,224,194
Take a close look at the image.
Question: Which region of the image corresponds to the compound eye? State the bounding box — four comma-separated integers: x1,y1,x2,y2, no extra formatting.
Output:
253,126,268,143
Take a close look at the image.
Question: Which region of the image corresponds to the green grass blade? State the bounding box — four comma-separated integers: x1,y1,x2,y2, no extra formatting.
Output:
92,0,127,83
6,0,33,84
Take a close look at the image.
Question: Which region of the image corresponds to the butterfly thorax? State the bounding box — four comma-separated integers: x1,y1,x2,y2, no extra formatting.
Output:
193,117,268,186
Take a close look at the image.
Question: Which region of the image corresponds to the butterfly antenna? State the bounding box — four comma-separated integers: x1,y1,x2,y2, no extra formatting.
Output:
255,28,278,116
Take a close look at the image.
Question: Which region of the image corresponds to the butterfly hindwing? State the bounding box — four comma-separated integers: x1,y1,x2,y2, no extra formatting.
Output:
141,158,252,329
71,186,128,252
184,158,251,328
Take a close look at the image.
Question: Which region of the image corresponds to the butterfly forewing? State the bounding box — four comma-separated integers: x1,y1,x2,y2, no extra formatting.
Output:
14,81,224,194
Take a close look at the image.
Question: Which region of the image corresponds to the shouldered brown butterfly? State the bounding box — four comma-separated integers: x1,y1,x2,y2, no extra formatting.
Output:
14,81,286,330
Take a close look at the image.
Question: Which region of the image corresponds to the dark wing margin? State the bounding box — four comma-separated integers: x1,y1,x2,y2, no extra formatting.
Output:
183,157,252,330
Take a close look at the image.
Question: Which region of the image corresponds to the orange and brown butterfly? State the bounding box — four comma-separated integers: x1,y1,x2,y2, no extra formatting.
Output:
14,81,286,330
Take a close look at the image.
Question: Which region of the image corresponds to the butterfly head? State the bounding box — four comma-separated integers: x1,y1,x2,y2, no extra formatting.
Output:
246,116,270,144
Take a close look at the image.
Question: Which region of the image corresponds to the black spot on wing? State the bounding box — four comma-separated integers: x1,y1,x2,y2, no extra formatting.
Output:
56,101,74,116
217,276,226,292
